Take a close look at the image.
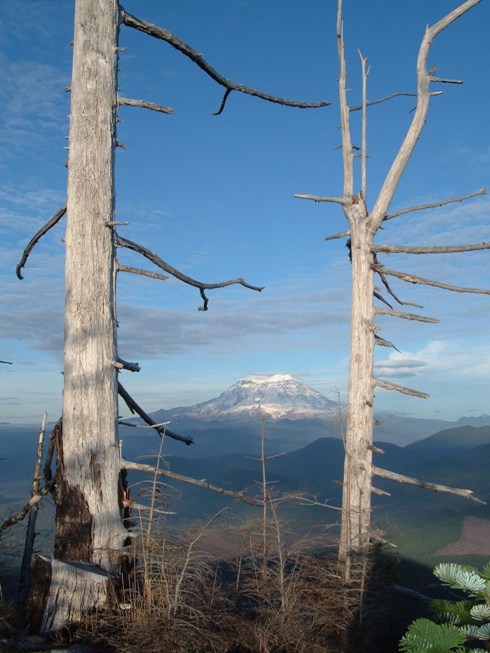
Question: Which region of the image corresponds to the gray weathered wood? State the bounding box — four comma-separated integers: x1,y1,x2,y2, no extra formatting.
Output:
60,0,124,569
42,0,125,627
373,466,486,505
41,558,110,633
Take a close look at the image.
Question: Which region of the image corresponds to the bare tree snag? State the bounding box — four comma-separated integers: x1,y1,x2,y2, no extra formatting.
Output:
61,0,122,569
34,0,124,631
296,0,485,565
19,0,329,631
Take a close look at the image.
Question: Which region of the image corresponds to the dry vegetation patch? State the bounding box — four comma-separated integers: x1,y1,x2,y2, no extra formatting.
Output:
77,528,391,653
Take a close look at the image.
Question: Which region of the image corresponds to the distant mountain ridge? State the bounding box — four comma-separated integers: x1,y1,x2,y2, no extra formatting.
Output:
406,425,490,456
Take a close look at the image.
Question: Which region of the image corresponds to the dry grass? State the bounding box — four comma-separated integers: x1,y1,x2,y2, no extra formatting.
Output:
78,516,388,653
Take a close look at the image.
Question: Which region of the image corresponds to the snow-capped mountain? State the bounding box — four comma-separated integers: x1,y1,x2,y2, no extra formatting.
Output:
153,374,338,422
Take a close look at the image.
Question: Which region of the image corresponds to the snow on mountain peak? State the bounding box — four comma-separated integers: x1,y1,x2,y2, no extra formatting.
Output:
177,374,337,421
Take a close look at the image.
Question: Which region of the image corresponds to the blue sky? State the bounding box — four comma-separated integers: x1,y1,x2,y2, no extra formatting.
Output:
1,0,489,425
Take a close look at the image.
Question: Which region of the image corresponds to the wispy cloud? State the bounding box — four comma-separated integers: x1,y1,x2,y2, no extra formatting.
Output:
117,281,349,360
0,56,69,160
374,358,427,379
376,340,490,383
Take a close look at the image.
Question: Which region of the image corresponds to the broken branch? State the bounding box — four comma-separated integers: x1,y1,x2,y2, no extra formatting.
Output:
375,263,423,309
294,194,348,205
383,188,486,223
373,465,486,505
374,378,429,399
0,482,55,536
117,235,263,311
118,381,193,446
374,335,400,352
118,96,173,114
373,264,490,295
16,204,67,279
121,10,330,115
375,308,439,324
122,458,262,506
117,263,169,282
349,90,443,112
114,357,141,372
373,242,490,255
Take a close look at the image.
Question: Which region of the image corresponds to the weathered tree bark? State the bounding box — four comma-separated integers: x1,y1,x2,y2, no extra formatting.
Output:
41,0,124,630
339,209,375,559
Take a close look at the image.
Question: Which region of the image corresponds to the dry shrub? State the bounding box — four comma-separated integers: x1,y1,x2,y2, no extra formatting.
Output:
80,531,236,653
233,555,359,653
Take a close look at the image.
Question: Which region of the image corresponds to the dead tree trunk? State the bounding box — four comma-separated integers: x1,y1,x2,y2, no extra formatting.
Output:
339,215,375,556
16,0,328,632
61,0,122,565
40,0,124,630
296,0,487,565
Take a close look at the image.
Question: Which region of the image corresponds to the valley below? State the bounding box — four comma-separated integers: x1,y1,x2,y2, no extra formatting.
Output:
1,375,490,614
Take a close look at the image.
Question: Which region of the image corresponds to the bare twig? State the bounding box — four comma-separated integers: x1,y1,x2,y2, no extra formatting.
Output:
373,290,393,309
289,494,342,512
117,235,263,310
117,263,169,282
294,194,348,205
430,76,463,84
349,90,443,112
118,381,193,446
373,466,486,504
373,264,490,295
374,335,400,352
121,10,330,115
122,458,263,506
16,204,67,279
118,420,170,430
325,228,350,241
118,96,173,114
383,188,486,223
375,264,423,309
0,483,55,536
